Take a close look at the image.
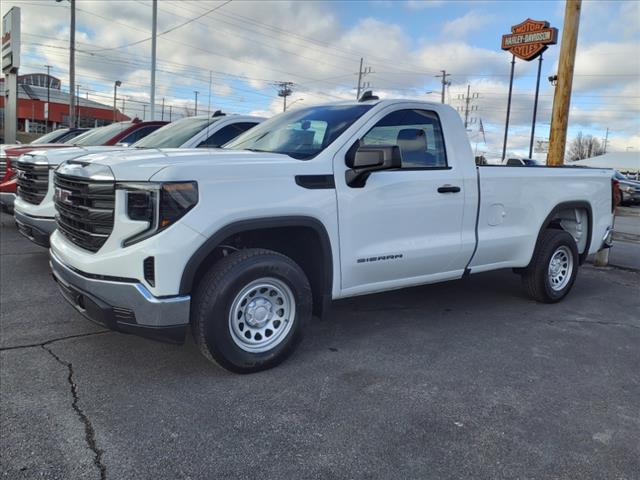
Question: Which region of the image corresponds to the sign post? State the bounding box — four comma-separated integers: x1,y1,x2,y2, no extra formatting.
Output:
2,7,21,144
501,19,558,161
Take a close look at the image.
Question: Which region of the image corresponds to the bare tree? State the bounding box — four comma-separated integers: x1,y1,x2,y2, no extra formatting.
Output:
567,131,605,161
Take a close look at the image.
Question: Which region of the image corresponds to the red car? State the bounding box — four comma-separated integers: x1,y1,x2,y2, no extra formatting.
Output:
0,119,167,212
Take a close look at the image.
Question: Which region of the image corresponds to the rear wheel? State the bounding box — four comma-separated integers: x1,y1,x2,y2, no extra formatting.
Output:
192,248,312,373
521,229,579,303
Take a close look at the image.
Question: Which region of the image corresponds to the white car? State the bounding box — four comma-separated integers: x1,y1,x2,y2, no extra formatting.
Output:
49,98,615,372
13,113,263,247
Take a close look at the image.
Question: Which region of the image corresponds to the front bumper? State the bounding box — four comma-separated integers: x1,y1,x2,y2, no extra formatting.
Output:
50,250,190,344
0,192,16,212
14,210,56,247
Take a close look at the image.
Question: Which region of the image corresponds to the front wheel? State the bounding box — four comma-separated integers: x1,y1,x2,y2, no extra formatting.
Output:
192,248,312,373
521,229,579,303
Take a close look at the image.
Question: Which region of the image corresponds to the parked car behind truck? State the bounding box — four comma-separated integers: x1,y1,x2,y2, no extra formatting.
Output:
1,119,165,212
49,98,616,373
14,113,263,247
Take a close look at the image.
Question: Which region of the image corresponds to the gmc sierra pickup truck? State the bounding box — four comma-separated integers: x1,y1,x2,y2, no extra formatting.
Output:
14,113,263,247
49,97,616,373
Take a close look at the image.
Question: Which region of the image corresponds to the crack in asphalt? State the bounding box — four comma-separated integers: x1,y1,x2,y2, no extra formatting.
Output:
41,342,108,480
0,331,110,352
547,319,640,330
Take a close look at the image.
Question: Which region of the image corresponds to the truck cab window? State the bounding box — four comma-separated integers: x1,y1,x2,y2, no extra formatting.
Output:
198,122,259,148
362,109,447,168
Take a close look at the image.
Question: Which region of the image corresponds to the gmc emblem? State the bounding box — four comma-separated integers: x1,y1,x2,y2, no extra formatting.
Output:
55,187,73,205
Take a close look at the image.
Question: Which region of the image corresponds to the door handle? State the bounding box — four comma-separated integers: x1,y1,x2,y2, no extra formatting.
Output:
437,185,461,193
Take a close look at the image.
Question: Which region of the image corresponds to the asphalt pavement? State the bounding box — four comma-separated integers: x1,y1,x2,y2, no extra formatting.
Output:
1,211,639,480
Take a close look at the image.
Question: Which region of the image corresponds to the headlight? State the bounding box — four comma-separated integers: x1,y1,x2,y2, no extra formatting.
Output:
620,185,633,193
119,181,198,246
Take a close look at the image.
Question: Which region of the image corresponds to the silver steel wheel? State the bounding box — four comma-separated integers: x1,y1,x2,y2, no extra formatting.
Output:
228,277,296,353
547,245,573,291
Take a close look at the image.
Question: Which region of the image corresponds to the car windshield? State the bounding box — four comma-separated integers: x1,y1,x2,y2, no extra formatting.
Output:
72,122,131,146
132,117,218,148
224,104,373,159
31,129,70,144
614,171,628,181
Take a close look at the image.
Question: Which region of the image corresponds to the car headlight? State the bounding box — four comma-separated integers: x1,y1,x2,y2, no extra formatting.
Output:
119,181,198,246
620,185,633,193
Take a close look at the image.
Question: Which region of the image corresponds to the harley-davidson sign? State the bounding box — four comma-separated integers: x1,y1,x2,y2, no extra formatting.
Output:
501,19,558,61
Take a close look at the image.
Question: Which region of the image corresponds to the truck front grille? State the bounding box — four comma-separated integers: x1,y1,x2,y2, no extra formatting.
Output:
0,157,6,179
16,163,50,205
54,173,115,253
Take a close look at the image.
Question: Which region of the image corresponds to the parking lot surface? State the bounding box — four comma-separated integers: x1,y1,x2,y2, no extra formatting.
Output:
1,211,639,480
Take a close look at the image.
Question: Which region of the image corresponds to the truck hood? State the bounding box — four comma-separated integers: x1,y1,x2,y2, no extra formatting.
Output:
79,148,299,181
21,145,131,166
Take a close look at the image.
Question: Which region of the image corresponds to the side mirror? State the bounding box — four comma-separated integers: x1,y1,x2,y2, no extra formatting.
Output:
345,143,401,187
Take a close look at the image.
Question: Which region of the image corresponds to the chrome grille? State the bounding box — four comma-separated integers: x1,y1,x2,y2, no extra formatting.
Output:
0,157,7,179
54,172,115,252
16,162,50,205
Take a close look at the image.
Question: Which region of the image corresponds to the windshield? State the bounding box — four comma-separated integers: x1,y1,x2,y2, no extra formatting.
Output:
614,171,628,181
132,117,218,148
224,104,373,159
72,122,130,146
31,129,70,144
65,129,94,144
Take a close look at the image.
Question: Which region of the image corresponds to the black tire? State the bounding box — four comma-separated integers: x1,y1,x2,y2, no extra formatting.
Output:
521,229,579,303
191,248,312,373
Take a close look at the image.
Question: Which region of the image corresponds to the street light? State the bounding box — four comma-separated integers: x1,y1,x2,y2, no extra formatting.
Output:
285,98,304,110
113,80,122,122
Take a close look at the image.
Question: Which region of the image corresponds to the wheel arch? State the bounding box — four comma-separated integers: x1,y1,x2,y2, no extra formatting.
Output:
530,201,593,265
180,216,333,317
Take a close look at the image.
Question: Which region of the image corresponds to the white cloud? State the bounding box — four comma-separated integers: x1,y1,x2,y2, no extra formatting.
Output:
441,11,495,39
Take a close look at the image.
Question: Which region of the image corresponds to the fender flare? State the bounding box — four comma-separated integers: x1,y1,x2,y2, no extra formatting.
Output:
531,201,593,265
179,216,334,299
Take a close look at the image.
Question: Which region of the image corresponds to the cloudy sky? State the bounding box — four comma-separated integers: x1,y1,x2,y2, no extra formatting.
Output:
2,0,639,159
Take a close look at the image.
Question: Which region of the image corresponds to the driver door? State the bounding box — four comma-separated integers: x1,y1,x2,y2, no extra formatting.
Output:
335,108,467,295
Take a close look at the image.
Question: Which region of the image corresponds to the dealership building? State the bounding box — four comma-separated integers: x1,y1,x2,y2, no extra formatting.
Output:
0,73,129,134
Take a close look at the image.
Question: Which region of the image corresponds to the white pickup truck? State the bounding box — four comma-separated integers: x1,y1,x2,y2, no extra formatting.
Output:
13,113,262,247
49,97,615,373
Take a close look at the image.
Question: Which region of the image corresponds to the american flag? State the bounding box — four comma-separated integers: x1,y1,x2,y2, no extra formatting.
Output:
479,118,486,144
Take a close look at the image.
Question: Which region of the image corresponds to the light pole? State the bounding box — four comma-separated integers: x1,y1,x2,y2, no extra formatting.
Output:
44,65,52,131
113,80,122,122
56,0,76,127
194,91,199,116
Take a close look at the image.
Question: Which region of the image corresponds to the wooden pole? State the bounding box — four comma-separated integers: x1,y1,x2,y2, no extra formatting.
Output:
547,0,582,166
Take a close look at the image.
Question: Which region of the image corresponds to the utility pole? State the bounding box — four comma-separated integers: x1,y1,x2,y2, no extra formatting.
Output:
356,58,372,100
603,127,610,153
277,82,293,111
150,0,157,119
169,104,172,121
45,65,52,132
161,97,165,121
194,91,199,116
69,0,76,128
142,104,146,120
457,84,479,129
435,70,451,104
122,97,125,117
548,0,582,166
76,84,80,127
